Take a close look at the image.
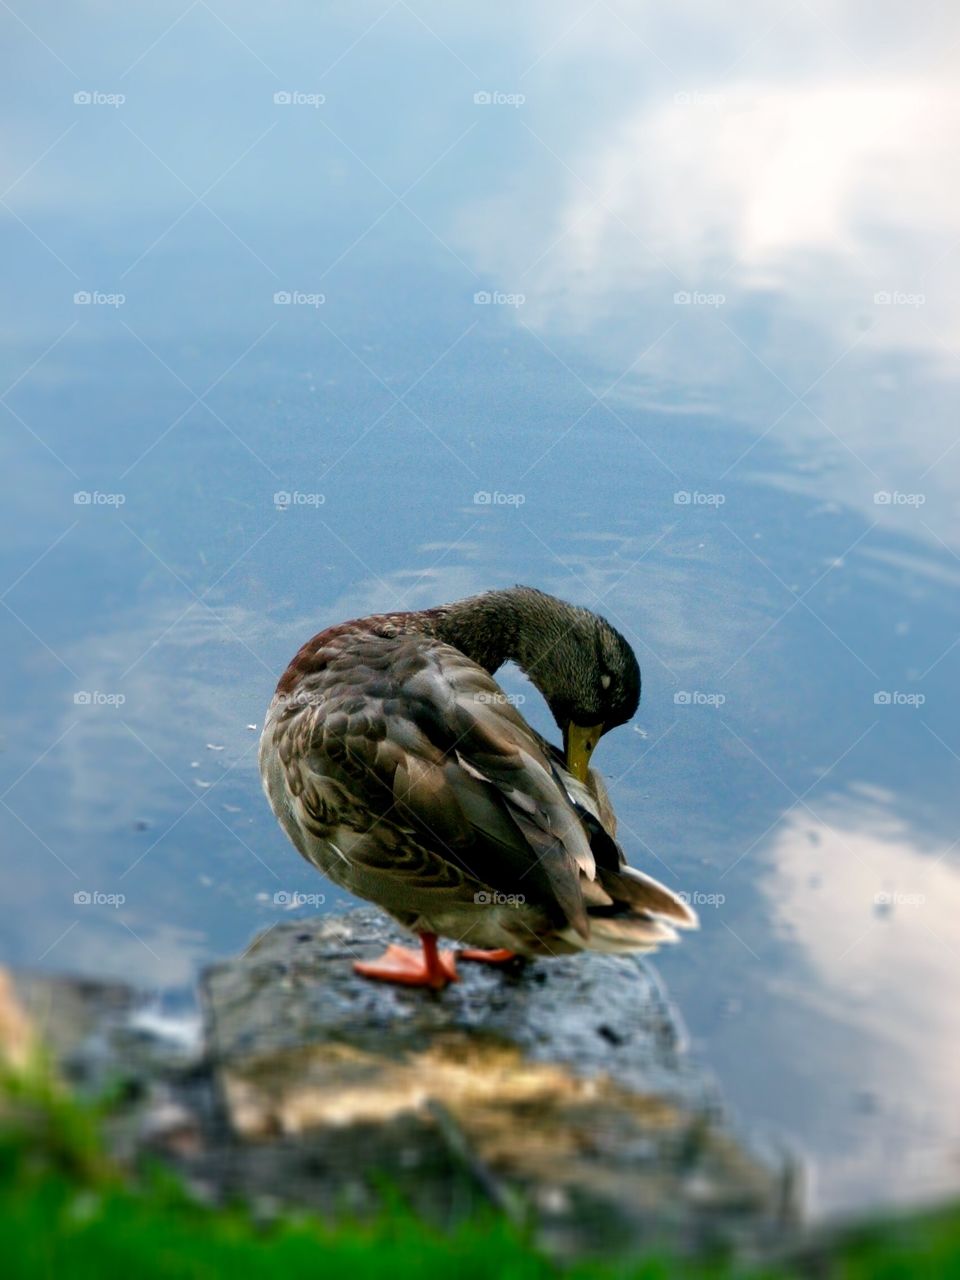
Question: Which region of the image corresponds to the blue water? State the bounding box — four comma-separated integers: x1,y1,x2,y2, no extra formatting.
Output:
3,2,959,1217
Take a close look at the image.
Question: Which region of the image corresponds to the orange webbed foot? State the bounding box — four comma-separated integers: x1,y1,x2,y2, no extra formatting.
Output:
353,935,458,990
458,948,518,965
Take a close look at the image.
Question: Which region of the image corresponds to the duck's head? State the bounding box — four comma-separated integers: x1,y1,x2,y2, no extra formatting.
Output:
510,588,641,782
432,585,642,780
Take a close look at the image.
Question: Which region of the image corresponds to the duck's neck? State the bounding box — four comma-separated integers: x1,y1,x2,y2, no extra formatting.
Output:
421,588,524,675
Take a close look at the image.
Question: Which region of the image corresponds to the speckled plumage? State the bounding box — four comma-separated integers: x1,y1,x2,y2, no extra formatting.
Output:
259,587,696,957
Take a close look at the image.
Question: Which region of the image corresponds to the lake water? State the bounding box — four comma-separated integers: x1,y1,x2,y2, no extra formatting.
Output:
3,2,958,1219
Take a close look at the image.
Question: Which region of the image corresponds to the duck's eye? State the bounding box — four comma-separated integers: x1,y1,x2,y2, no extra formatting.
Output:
600,672,612,691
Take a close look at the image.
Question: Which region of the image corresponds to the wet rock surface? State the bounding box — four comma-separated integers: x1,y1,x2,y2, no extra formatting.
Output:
9,909,800,1259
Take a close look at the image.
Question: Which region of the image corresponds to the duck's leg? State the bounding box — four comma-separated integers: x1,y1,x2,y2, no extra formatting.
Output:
459,948,518,964
353,932,459,990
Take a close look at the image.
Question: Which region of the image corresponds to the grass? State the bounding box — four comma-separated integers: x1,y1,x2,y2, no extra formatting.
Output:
1,1058,959,1279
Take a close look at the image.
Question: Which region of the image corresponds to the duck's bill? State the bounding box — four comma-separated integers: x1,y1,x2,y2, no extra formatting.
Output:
565,722,603,783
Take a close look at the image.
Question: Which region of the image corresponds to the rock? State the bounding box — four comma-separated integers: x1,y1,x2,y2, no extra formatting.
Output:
9,969,139,1080
199,909,798,1258
6,911,799,1260
0,968,39,1071
8,968,212,1176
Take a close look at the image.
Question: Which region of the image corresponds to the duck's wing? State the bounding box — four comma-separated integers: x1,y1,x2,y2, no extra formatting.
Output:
271,632,599,938
538,741,698,935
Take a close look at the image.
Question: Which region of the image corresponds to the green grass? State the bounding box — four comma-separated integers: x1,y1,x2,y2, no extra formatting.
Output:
1,1059,959,1279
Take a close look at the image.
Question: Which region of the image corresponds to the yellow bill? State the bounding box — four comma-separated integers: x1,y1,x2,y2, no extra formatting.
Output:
566,722,603,783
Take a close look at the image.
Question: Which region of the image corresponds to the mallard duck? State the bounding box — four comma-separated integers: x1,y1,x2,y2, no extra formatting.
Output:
259,586,696,989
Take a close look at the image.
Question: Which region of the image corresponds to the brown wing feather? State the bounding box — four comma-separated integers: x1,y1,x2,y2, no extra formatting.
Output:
271,632,595,936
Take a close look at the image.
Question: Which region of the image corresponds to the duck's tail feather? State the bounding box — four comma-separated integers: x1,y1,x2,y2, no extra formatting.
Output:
599,864,699,929
556,913,679,954
555,863,698,955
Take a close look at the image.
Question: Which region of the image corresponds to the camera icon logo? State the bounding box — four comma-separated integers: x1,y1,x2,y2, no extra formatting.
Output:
273,91,292,105
74,890,91,904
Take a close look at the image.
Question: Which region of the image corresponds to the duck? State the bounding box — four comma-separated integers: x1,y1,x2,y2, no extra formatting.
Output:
259,586,697,989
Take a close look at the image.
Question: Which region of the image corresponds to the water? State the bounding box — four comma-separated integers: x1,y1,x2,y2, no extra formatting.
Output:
2,1,958,1218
